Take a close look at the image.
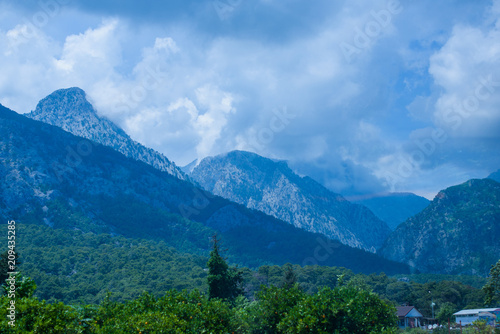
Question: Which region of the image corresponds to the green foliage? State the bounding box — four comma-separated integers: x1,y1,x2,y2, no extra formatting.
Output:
277,286,397,334
92,290,240,333
402,329,427,334
1,274,37,301
251,264,351,295
365,277,485,318
15,223,209,304
6,223,488,329
0,272,486,334
460,319,498,334
207,234,243,302
436,302,456,324
14,275,37,299
430,328,454,334
13,223,487,320
0,250,19,283
251,284,306,333
0,295,85,333
483,259,500,306
280,264,298,289
394,273,488,289
381,178,500,276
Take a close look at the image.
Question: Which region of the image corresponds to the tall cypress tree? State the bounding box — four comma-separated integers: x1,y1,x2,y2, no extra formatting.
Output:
207,234,242,301
483,259,500,306
280,263,298,290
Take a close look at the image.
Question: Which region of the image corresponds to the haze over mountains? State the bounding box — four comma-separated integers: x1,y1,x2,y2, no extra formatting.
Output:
354,193,430,231
23,87,397,253
0,94,409,274
1,87,499,277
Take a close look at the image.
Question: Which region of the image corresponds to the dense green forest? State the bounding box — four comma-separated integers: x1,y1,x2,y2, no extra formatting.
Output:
1,279,401,333
0,223,495,333
8,223,487,314
0,227,401,333
0,104,410,276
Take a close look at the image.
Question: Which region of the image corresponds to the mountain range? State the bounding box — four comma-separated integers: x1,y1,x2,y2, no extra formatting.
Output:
379,178,500,275
489,169,500,183
0,96,408,274
26,87,188,181
353,193,430,231
188,150,391,252
24,88,397,253
2,86,499,277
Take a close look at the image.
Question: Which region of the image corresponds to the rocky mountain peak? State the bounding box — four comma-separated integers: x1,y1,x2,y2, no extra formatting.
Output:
28,87,128,140
0,105,409,275
189,150,392,252
31,87,96,120
26,87,188,181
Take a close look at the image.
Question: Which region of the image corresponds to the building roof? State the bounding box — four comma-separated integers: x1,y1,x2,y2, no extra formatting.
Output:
453,308,500,316
397,306,421,317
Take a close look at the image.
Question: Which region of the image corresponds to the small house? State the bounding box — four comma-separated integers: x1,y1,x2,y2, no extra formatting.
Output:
397,306,423,329
453,308,500,326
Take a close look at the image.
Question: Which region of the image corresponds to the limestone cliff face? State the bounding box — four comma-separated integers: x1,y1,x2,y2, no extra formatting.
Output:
26,87,187,181
379,178,500,275
0,104,409,274
189,150,392,252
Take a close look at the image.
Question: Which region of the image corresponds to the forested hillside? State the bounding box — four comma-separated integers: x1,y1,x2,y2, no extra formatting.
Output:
0,103,409,274
8,223,487,317
380,178,500,275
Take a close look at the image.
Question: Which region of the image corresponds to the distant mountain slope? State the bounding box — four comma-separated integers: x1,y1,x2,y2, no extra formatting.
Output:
189,150,391,252
379,178,500,275
354,193,430,230
25,87,187,181
181,159,199,175
0,103,409,274
488,169,500,183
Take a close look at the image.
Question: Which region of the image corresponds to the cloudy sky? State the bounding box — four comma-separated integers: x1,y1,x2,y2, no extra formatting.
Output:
1,0,499,199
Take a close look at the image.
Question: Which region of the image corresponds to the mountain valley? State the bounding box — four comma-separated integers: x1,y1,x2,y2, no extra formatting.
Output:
0,100,408,275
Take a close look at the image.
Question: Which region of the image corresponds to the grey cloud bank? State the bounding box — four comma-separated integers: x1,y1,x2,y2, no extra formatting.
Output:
0,0,499,199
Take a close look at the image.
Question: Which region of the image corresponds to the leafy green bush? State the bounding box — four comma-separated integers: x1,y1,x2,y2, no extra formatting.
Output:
0,295,87,333
92,290,240,333
249,284,306,333
277,285,397,334
402,329,427,334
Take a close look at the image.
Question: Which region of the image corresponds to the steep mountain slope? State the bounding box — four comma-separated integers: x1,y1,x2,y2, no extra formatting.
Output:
25,87,187,181
181,159,199,175
488,169,500,183
189,151,391,252
354,193,430,230
379,178,500,275
0,103,409,274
